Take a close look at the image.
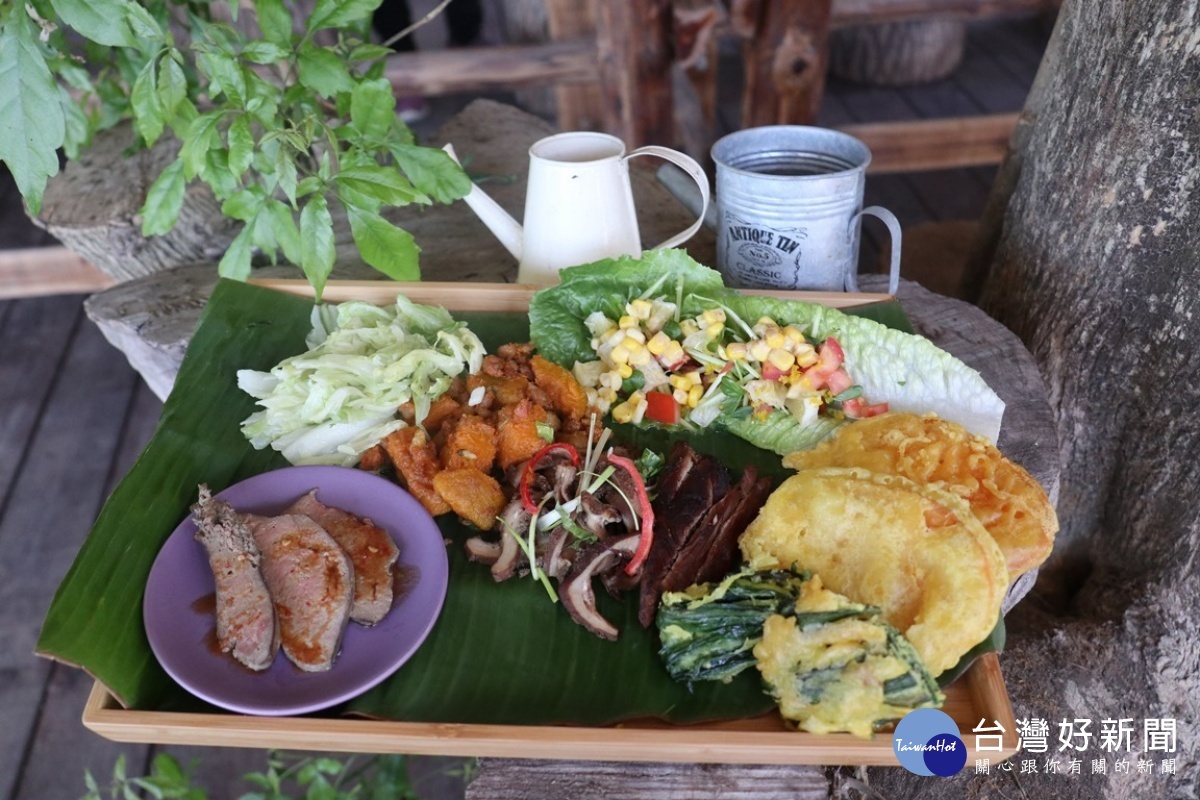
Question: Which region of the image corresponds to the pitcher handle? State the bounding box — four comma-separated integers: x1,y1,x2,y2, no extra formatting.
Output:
625,146,711,251
848,206,902,295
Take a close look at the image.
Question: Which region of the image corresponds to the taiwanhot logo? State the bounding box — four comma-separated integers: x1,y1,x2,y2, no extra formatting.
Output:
892,708,967,777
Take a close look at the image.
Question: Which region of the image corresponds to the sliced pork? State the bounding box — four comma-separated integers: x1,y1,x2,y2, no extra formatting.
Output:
190,486,279,671
244,513,355,672
286,490,400,625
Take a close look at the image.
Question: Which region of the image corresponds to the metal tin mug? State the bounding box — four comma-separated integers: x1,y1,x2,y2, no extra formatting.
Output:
711,126,901,294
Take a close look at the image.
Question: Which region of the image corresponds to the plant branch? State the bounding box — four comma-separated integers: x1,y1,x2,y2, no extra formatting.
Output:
379,0,453,50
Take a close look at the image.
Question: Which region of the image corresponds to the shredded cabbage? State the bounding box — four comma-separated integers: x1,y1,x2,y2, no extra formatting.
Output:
238,296,485,466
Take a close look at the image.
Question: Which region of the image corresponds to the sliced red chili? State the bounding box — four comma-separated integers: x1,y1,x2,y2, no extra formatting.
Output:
518,442,580,514
605,452,655,576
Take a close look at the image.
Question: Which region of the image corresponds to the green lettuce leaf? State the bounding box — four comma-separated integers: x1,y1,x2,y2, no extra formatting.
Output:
528,249,725,367
529,249,1005,455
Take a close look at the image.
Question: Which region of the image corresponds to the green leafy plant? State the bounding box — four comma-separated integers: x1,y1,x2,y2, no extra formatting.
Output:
0,0,471,297
82,750,476,799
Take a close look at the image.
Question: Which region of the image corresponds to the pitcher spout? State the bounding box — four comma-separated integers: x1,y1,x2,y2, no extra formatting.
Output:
443,144,523,261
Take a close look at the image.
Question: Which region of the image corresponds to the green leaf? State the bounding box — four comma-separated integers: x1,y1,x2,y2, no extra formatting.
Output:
300,195,336,299
349,78,394,141
201,149,241,200
347,206,420,281
157,55,188,120
390,144,472,204
59,85,90,160
140,159,186,237
219,224,255,280
227,115,255,178
274,148,298,206
49,0,136,47
122,3,166,46
0,9,65,214
131,56,164,145
335,165,426,206
349,43,393,62
268,200,302,264
221,188,263,222
181,112,223,179
241,40,290,64
198,51,246,103
306,0,382,33
254,0,293,45
296,45,355,98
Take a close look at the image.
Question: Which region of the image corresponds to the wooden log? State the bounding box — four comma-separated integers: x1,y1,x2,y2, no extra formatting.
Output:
738,0,833,127
32,124,239,283
0,246,113,299
595,0,675,148
829,0,1052,28
546,0,606,132
828,18,966,86
384,38,597,94
838,113,1019,173
671,1,725,162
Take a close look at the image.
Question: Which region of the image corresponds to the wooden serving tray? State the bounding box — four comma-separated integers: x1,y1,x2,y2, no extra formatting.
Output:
81,280,1018,765
83,652,1016,764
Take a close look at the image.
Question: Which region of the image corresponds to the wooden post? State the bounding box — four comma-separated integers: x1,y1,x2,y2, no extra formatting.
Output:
546,0,606,131
595,0,675,147
735,0,833,127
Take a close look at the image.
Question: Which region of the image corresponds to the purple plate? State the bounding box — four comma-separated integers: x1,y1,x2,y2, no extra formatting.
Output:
144,466,449,716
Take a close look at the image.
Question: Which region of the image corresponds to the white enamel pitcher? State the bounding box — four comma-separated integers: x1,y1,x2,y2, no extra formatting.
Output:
445,132,710,285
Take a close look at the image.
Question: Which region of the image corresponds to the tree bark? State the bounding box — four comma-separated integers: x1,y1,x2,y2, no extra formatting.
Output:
866,4,1200,798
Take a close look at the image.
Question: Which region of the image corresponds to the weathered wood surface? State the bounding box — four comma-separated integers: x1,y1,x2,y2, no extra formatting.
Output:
465,760,830,800
839,113,1018,173
595,0,675,149
0,246,113,298
33,124,239,283
829,18,966,86
383,38,598,94
737,0,833,127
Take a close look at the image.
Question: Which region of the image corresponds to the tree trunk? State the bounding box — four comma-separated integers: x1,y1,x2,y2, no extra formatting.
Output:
864,4,1200,799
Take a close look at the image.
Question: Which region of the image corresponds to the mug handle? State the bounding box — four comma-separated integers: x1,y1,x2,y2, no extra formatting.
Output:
625,146,711,251
847,206,902,295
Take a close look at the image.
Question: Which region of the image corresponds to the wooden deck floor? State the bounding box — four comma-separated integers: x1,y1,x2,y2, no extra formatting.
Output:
0,14,1050,799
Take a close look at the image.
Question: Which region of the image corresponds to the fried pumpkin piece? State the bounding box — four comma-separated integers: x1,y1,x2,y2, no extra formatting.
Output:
441,414,498,472
496,399,550,471
383,426,451,516
467,372,531,406
530,354,589,419
782,412,1058,577
399,393,463,434
432,468,507,530
740,467,1007,676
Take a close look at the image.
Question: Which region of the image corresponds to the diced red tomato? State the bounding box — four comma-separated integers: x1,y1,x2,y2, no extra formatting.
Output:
802,365,827,390
825,368,853,396
814,337,844,376
762,363,789,382
842,397,889,419
644,391,681,425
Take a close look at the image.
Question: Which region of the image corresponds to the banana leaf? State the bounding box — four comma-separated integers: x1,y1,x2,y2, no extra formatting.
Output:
37,278,978,726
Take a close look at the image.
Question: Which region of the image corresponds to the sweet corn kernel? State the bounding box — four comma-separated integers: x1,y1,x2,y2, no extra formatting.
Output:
765,330,786,349
612,401,636,424
659,340,685,366
622,335,645,352
705,322,725,340
669,374,690,391
794,343,818,368
784,326,806,345
686,370,703,386
618,363,634,379
647,331,671,355
673,388,689,405
606,328,628,348
599,387,618,402
619,315,638,330
624,328,646,345
610,344,631,365
628,299,653,320
680,319,700,336
699,308,726,326
687,384,703,408
629,348,653,368
756,316,777,327
767,347,796,372
749,339,773,362
725,342,748,361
